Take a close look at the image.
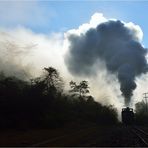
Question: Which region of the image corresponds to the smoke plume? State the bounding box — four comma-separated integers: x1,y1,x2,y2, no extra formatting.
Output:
65,20,148,106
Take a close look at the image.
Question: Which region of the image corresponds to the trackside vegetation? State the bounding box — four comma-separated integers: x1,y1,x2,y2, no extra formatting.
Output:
0,67,118,129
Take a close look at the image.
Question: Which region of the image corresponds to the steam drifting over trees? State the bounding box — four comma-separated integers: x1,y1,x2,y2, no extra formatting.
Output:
0,67,118,128
65,20,148,106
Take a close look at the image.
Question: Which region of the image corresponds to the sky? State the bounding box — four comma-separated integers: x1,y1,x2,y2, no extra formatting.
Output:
0,1,148,109
0,1,148,46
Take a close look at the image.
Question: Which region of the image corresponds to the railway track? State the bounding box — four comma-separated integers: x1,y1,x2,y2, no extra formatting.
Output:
29,126,148,147
131,126,148,147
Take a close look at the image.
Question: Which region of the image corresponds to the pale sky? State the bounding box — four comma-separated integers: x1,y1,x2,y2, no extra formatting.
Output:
0,1,148,46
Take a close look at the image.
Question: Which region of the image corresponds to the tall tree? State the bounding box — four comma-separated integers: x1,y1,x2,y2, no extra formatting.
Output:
43,67,63,93
30,67,63,95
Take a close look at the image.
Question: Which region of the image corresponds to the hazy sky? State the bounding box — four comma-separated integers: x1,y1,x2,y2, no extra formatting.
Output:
0,1,148,108
0,1,148,46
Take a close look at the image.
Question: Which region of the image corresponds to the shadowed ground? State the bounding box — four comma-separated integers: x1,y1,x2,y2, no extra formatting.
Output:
0,123,144,147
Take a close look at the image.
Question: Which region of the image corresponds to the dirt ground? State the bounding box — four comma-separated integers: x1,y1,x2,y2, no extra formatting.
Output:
0,124,144,147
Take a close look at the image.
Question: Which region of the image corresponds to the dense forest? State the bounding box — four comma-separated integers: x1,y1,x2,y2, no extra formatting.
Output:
0,67,118,129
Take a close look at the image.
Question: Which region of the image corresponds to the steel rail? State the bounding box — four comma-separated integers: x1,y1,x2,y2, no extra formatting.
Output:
131,127,148,147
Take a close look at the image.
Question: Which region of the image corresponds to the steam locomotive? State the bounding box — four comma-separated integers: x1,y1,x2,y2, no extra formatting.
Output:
121,107,134,125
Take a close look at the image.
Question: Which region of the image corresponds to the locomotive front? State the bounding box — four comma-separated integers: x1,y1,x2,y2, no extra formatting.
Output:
121,107,134,125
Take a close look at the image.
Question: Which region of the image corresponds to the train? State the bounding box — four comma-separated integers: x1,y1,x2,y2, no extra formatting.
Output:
121,107,134,125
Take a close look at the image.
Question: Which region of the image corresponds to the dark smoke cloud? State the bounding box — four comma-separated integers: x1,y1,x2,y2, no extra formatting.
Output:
65,20,148,106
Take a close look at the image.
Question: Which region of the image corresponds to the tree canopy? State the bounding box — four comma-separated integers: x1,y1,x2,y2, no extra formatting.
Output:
0,66,118,129
69,80,89,98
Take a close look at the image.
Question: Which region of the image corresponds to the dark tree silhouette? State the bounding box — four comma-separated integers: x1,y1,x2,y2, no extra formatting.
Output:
135,100,148,125
69,80,89,98
30,67,63,96
0,67,118,129
43,67,63,94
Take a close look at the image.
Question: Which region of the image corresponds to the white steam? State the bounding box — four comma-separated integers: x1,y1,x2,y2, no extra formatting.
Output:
0,13,147,110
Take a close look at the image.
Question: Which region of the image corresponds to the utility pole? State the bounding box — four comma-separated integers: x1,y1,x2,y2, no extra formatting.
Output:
143,92,148,112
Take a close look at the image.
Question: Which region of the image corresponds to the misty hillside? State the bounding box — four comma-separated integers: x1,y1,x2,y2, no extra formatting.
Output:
0,67,118,129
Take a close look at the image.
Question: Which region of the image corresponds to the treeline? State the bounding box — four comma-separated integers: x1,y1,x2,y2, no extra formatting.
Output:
0,67,118,129
135,100,148,125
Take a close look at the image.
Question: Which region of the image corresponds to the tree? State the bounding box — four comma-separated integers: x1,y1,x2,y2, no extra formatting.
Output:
30,67,63,95
69,80,89,98
135,100,148,125
43,67,63,94
135,100,146,114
